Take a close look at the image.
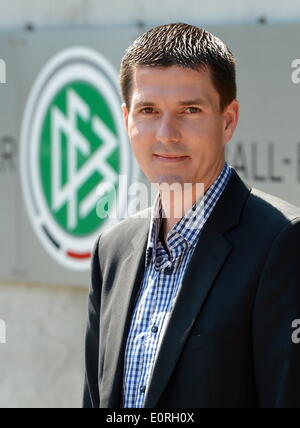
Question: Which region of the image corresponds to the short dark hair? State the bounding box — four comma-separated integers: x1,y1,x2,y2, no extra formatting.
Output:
120,22,237,112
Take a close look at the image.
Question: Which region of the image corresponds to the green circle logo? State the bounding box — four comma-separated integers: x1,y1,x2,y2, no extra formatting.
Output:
20,47,136,270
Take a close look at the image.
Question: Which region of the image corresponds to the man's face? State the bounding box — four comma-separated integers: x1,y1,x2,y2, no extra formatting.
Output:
122,65,239,189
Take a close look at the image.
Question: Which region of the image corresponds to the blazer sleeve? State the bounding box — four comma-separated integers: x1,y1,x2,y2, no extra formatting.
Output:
253,217,300,408
83,234,102,408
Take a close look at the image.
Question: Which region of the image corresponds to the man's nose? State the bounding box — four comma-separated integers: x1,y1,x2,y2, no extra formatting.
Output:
155,113,181,144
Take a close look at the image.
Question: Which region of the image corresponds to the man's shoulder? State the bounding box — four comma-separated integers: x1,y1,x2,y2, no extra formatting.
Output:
97,206,152,251
248,187,300,218
244,185,300,233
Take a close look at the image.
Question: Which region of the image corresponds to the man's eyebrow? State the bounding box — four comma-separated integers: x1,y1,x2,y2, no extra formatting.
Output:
133,101,156,109
133,99,208,109
179,98,208,106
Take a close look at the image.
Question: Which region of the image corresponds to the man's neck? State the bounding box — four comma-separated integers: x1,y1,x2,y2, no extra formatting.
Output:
159,162,225,242
159,182,203,244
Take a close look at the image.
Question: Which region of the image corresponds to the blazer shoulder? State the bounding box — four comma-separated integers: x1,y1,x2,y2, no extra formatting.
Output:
96,206,152,255
244,186,300,232
249,187,300,218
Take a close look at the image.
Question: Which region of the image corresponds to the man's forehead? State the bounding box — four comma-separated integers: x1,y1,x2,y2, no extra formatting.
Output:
130,65,217,105
132,64,209,83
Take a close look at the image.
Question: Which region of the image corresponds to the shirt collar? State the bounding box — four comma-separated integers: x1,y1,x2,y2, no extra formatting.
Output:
145,162,232,267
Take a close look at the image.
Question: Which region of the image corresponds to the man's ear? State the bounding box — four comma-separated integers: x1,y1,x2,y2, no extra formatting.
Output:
223,99,239,145
122,103,129,133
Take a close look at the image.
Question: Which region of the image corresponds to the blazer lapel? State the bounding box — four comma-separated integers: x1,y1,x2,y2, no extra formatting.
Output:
143,169,251,408
101,210,151,407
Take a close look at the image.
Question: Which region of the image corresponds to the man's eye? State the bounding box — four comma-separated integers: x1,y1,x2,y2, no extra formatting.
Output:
140,107,155,114
186,107,201,113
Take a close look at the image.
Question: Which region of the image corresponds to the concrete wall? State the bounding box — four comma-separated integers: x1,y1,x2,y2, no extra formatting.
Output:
0,281,87,408
0,0,300,29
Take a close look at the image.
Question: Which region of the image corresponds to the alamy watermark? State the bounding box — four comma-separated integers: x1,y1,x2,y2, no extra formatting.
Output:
0,59,6,84
95,176,205,229
291,59,300,84
291,319,300,344
0,319,6,344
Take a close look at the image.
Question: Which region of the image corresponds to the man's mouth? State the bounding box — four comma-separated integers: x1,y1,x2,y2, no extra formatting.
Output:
153,154,189,162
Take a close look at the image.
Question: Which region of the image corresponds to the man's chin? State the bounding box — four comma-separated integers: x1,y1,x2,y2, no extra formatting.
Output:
152,174,186,186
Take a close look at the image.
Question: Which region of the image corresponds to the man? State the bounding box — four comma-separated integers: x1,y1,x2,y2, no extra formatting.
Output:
83,23,300,408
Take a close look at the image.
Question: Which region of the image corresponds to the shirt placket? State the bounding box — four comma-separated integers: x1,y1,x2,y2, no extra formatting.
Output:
134,268,161,407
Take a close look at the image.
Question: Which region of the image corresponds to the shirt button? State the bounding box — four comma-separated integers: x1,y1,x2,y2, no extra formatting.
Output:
151,326,158,333
164,266,173,275
140,386,146,393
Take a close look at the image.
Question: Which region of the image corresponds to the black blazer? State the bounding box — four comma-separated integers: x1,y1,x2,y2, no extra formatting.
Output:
83,169,300,408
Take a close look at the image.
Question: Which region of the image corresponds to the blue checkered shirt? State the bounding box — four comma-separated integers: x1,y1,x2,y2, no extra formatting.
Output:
123,162,232,408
